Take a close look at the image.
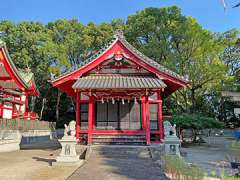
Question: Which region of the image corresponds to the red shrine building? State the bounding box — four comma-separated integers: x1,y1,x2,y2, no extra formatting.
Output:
0,41,39,120
52,32,188,145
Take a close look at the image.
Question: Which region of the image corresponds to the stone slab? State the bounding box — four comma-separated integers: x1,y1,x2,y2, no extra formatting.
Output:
56,155,80,162
53,159,84,167
0,140,20,152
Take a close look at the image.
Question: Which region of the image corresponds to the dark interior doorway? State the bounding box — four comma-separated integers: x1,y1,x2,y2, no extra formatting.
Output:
95,101,142,130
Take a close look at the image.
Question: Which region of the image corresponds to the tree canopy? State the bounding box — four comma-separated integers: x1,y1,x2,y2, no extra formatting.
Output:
0,6,239,127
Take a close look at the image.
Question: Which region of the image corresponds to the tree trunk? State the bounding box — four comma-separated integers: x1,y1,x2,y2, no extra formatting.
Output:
190,88,196,113
30,96,36,112
70,97,76,112
56,90,62,123
192,129,199,143
39,98,46,120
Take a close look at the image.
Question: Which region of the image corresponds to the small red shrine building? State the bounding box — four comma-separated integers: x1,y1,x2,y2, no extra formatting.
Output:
0,41,39,120
52,32,188,145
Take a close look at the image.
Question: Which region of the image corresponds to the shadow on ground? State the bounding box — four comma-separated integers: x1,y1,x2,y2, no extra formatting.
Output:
20,139,61,150
68,145,168,180
32,156,56,166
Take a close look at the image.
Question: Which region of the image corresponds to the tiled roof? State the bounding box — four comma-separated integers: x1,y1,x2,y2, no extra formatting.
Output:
0,41,39,96
52,31,188,83
116,33,188,82
19,71,34,84
72,74,167,89
0,41,29,89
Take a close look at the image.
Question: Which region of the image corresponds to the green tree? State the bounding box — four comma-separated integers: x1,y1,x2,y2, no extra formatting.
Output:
45,19,113,123
169,113,224,142
125,6,237,115
0,21,52,113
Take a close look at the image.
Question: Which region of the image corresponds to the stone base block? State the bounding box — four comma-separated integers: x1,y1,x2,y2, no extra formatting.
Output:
0,140,20,152
53,159,84,166
56,155,80,162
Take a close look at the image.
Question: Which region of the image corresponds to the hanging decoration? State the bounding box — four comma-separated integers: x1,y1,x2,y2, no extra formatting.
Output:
122,98,125,105
134,97,137,104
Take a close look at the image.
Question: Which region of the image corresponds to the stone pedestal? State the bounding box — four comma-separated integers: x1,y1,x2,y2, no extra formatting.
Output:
163,135,181,156
55,136,80,165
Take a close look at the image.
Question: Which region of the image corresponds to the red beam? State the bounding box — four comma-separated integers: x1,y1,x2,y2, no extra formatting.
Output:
92,130,145,134
0,77,11,80
100,65,138,69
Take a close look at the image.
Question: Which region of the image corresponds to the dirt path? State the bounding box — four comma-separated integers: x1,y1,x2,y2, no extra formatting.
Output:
68,146,167,180
0,141,80,180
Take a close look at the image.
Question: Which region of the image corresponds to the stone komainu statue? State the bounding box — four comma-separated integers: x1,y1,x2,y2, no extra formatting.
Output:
64,120,76,137
163,121,177,137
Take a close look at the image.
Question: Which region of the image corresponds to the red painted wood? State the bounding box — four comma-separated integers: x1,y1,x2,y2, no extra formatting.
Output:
79,130,145,134
1,49,39,96
24,94,28,112
17,96,20,112
141,96,146,130
100,65,138,69
92,130,145,134
52,40,118,87
148,99,162,103
76,91,80,142
0,77,11,80
145,96,151,145
0,102,3,117
1,49,26,90
11,102,14,118
52,39,188,94
157,92,164,140
87,96,94,145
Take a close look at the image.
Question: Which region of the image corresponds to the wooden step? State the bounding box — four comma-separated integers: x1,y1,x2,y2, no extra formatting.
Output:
92,134,146,145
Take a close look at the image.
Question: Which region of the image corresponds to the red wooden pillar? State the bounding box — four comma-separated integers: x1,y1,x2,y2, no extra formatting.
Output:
0,102,3,117
88,96,94,145
158,92,164,141
76,91,80,142
11,102,15,118
24,94,28,112
141,96,146,130
18,96,22,112
145,96,151,145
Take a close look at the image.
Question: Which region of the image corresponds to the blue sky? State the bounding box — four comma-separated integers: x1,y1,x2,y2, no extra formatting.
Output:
0,0,239,32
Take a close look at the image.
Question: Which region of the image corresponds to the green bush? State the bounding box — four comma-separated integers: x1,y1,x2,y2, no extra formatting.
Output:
169,113,224,130
163,155,204,180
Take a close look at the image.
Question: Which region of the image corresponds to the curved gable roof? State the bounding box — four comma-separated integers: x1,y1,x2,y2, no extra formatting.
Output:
52,32,188,88
0,41,39,96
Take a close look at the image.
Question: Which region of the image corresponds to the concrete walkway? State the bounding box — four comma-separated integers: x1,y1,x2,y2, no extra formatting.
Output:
68,146,167,180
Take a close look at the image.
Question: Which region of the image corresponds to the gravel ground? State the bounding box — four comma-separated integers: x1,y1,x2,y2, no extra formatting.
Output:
182,136,236,176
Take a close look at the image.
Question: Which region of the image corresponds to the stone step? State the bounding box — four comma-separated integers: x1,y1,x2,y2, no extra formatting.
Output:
92,139,146,143
92,134,146,145
91,146,150,159
92,136,146,139
93,134,146,137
